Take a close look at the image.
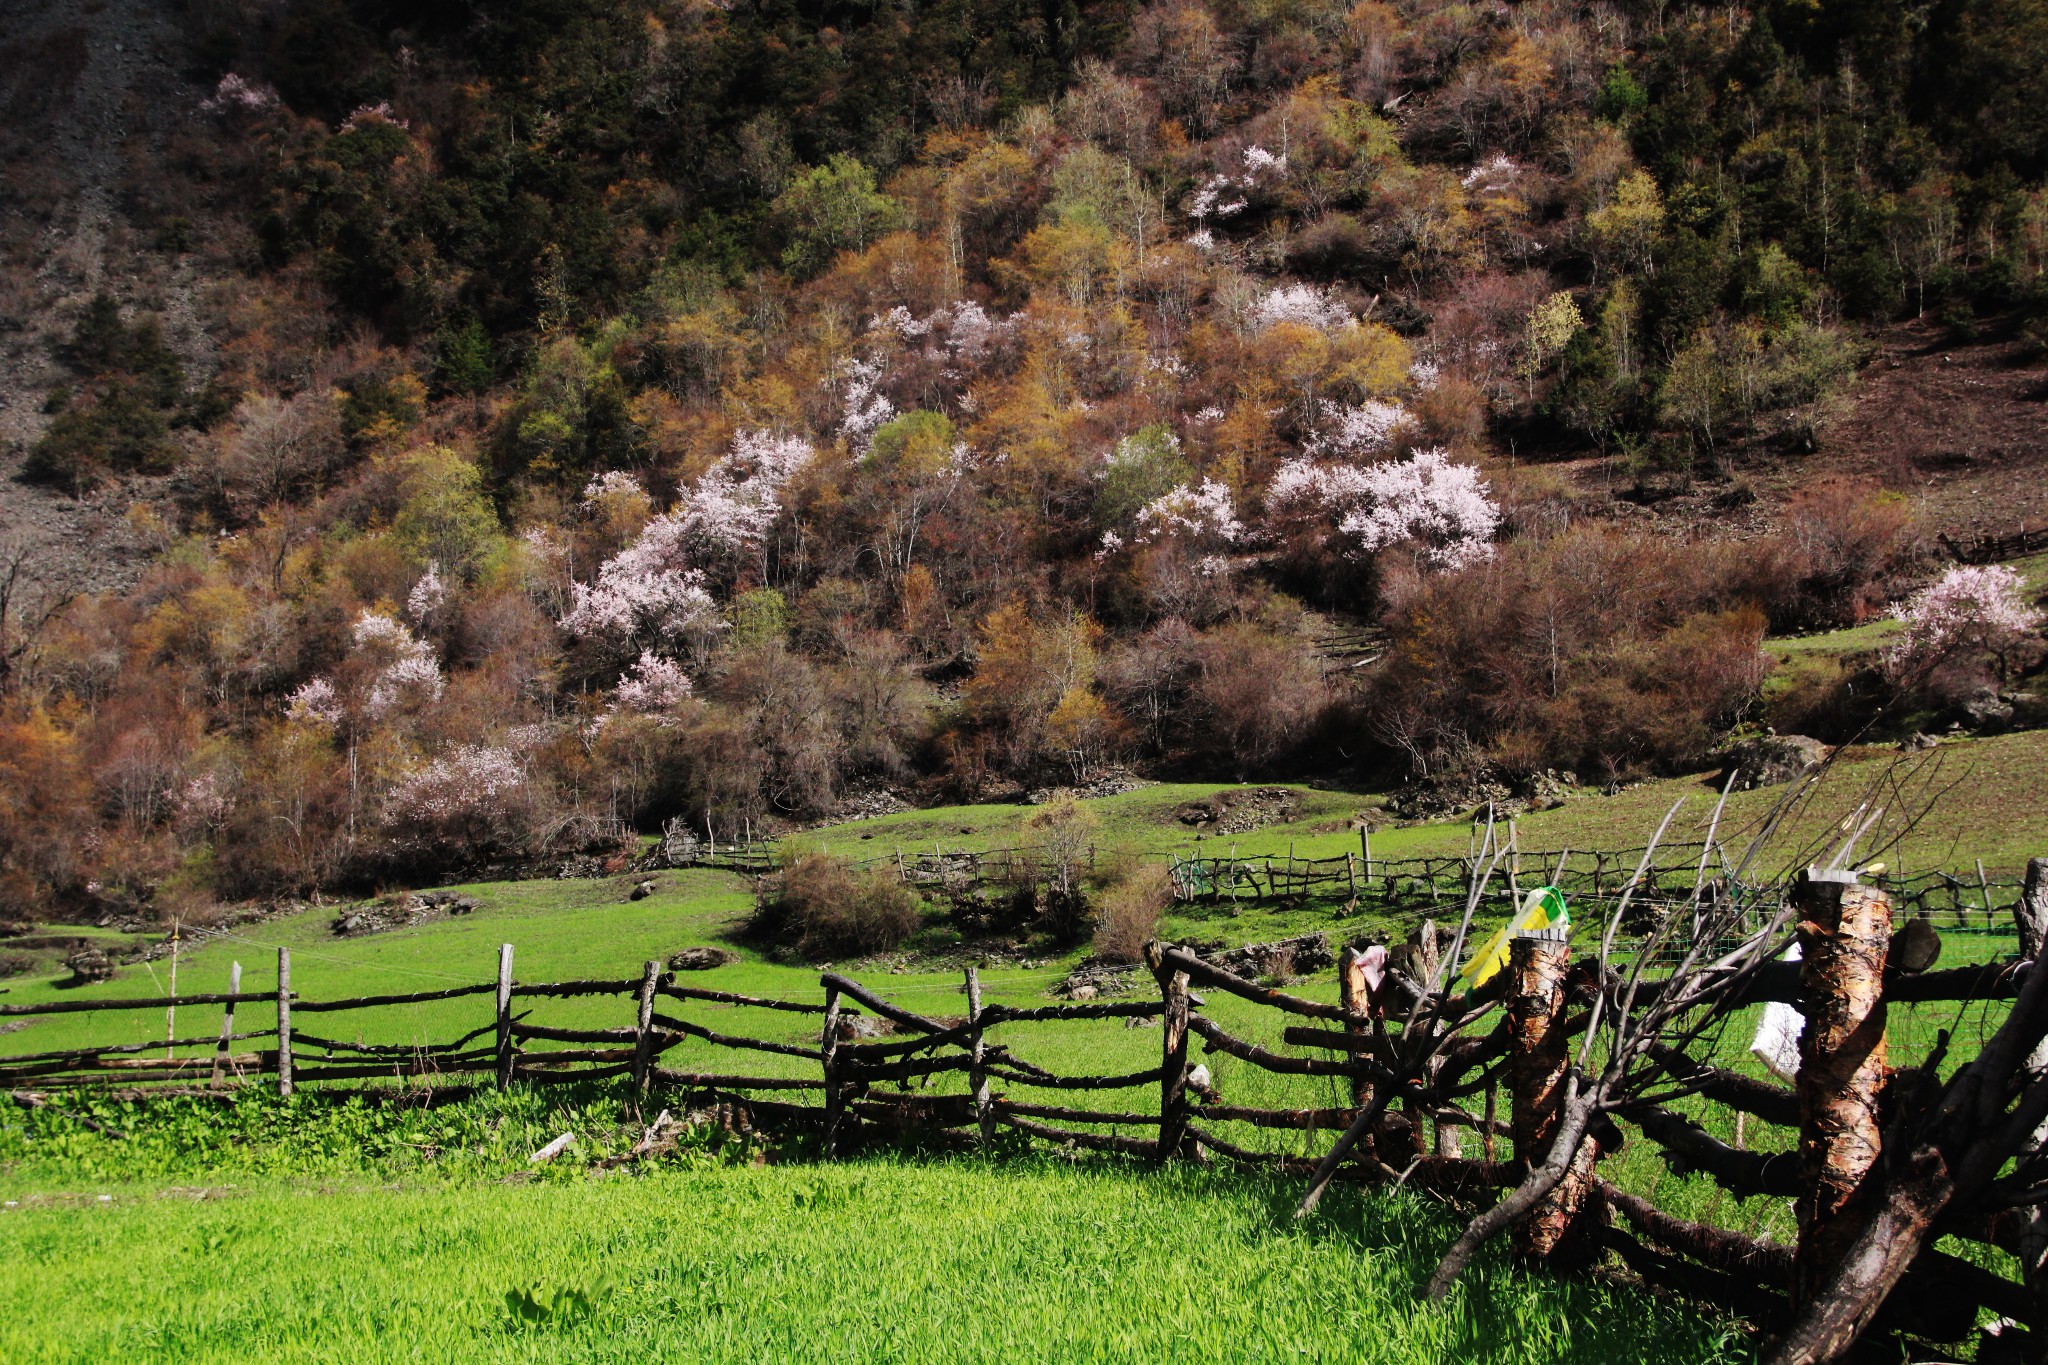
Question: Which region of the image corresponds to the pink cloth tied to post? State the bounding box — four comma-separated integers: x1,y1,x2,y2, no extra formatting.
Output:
1357,944,1388,1019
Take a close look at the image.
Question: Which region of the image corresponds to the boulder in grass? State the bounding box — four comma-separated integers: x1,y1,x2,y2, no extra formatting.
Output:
833,1012,896,1041
1205,932,1334,981
667,946,738,972
62,948,114,986
1720,734,1830,790
630,880,658,902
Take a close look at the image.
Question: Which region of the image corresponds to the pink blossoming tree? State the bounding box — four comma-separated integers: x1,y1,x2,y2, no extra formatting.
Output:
1883,564,2041,685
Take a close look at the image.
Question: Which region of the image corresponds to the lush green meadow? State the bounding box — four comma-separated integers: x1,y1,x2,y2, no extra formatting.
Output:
0,1087,1747,1365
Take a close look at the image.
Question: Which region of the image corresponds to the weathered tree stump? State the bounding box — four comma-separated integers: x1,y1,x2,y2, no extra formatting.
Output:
1508,933,1599,1267
1792,871,1891,1309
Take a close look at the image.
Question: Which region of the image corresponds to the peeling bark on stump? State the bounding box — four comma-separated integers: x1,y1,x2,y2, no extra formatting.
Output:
1792,872,1891,1311
1508,935,1597,1267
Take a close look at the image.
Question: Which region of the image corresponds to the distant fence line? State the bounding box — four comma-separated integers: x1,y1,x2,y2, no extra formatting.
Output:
1939,523,2048,565
658,831,2035,934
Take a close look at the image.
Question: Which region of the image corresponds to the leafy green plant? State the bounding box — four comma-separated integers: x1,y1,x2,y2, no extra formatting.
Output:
504,1275,607,1331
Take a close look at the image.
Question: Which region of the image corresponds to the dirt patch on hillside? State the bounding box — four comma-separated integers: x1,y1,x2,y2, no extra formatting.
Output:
1557,319,2048,547
1803,320,2048,541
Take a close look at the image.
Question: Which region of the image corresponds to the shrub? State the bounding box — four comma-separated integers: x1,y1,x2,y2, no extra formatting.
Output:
1090,863,1172,964
1188,624,1328,777
757,853,923,960
1369,527,1771,782
25,385,176,491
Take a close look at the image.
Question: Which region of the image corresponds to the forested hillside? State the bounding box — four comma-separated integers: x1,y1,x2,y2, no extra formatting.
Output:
2,0,2045,921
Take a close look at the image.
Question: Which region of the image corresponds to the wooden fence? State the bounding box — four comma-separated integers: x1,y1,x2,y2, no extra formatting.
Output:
1940,524,2048,565
7,860,2047,1362
847,832,2034,934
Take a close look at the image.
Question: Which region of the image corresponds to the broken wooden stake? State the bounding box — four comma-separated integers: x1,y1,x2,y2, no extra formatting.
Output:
529,1131,575,1164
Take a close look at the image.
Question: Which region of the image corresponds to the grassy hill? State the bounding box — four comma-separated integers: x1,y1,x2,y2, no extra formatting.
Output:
789,728,2048,877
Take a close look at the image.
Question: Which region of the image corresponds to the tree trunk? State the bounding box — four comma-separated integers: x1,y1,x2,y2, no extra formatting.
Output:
629,959,661,1108
1766,1145,1953,1365
1338,946,1374,1124
1508,934,1599,1267
821,984,845,1157
275,947,292,1099
1793,872,1891,1309
2015,858,2048,1352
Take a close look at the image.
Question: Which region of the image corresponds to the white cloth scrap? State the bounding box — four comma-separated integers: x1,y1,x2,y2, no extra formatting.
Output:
1749,943,1803,1083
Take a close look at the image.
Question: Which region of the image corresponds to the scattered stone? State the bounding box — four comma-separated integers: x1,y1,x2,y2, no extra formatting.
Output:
1719,734,1830,790
1054,961,1139,999
62,948,114,986
833,785,916,822
629,879,657,901
0,920,30,938
833,1012,896,1041
668,946,737,971
331,891,480,938
1171,786,1303,835
1962,693,2016,731
1383,770,1514,821
1518,769,1579,813
1899,732,1940,752
1027,765,1153,804
1203,932,1333,983
0,952,36,978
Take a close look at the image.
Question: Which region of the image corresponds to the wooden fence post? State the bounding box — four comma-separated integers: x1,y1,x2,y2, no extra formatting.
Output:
2020,858,2048,961
275,947,292,1098
211,960,241,1086
1792,870,1891,1310
494,943,514,1091
1361,825,1372,881
630,958,661,1107
1149,943,1191,1161
1338,947,1371,1112
821,983,844,1157
966,966,993,1147
1337,946,1383,1163
1507,931,1597,1267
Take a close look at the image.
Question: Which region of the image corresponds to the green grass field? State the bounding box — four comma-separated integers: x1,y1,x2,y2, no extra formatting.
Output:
0,1089,1747,1365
